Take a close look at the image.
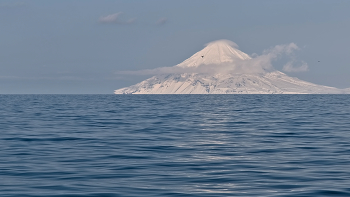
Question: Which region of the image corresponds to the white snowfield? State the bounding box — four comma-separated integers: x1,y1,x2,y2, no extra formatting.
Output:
176,40,251,68
115,40,348,94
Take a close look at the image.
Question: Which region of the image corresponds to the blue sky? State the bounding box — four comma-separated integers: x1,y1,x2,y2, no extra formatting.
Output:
1,0,350,93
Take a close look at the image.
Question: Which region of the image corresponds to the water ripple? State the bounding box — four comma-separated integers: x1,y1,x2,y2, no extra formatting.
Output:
0,95,350,196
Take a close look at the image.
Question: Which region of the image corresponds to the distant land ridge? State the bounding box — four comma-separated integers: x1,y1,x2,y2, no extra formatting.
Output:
115,40,349,94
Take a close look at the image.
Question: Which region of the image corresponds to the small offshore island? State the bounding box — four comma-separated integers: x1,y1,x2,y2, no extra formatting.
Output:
115,40,349,94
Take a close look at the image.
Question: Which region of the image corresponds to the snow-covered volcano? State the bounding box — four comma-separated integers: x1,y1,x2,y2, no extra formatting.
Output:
176,40,251,68
115,40,344,94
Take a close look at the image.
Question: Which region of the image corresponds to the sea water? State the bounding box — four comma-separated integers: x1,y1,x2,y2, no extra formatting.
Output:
1,95,350,197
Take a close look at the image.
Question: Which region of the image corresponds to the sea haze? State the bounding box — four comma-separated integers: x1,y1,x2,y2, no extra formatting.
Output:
1,95,350,197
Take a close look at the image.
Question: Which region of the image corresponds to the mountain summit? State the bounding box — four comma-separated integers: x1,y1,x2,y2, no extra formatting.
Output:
176,40,251,68
115,40,345,94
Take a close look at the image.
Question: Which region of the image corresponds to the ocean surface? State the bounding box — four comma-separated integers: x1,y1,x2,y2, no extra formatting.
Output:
1,95,350,197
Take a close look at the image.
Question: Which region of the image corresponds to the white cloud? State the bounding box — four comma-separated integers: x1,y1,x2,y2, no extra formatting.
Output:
99,13,121,23
116,43,304,76
205,40,239,48
156,17,168,25
283,61,309,72
99,12,136,24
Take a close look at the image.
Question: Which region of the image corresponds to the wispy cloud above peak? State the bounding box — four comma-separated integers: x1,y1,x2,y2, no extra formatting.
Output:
98,12,136,24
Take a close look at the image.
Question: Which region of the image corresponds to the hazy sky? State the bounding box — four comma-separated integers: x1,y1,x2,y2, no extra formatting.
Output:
1,0,350,94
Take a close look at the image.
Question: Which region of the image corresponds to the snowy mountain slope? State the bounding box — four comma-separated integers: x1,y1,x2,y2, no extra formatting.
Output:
115,40,345,94
114,72,341,94
176,40,251,68
343,88,350,94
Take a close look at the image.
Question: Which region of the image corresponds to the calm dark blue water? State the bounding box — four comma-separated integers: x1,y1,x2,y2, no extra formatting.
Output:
1,95,350,197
